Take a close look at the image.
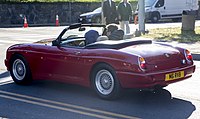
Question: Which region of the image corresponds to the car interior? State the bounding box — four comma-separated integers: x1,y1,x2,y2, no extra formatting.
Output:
53,23,125,48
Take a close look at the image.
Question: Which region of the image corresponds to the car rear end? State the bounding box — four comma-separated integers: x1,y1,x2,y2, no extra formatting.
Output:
117,43,196,89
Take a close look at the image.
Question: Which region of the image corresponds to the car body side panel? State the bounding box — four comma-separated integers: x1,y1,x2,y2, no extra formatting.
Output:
5,42,195,89
26,45,91,86
5,44,139,87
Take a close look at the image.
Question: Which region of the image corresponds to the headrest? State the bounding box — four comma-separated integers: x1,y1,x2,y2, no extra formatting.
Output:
108,29,124,40
85,30,100,45
96,36,109,42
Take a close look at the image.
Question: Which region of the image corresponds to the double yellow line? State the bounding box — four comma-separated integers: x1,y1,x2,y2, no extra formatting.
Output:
0,90,139,119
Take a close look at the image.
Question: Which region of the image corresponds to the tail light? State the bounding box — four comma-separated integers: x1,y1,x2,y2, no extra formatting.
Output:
138,57,146,71
184,49,193,62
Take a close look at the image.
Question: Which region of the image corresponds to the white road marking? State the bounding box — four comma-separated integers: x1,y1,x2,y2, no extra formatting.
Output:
0,80,13,86
0,90,139,119
0,39,26,44
0,94,116,119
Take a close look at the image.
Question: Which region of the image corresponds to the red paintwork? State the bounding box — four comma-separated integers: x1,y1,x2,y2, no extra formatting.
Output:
5,42,196,89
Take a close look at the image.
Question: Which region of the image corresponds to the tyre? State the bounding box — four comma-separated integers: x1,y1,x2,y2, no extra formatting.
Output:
10,54,32,85
91,64,121,100
151,13,160,23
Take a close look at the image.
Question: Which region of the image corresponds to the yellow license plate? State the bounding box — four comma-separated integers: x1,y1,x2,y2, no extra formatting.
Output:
165,71,184,81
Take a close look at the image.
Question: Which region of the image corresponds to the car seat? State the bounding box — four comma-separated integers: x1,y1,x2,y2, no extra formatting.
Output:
84,30,100,45
108,29,124,40
96,36,109,42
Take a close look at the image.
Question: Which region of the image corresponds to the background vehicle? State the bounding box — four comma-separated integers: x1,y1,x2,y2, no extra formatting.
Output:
135,0,199,23
78,7,101,24
5,23,195,100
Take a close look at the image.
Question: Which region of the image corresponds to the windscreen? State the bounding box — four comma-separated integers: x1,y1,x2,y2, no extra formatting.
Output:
61,27,103,40
145,0,157,7
93,7,101,13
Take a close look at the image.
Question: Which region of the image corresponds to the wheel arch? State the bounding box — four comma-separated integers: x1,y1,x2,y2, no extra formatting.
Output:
89,62,122,99
152,11,161,18
150,11,161,22
9,53,32,77
9,52,32,85
9,53,25,70
89,62,119,87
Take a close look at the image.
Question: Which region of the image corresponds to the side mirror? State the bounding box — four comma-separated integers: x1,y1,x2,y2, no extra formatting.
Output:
52,40,59,46
69,23,81,29
79,27,86,31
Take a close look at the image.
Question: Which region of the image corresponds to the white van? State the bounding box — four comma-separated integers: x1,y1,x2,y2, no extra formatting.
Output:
135,0,199,22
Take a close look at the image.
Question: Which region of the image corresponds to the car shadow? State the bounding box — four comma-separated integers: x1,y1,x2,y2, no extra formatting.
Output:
119,89,196,119
0,80,196,119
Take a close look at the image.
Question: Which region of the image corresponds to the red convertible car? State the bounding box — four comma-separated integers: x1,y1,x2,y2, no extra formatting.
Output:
5,23,195,99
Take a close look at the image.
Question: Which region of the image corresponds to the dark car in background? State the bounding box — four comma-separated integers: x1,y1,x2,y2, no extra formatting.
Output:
78,7,101,24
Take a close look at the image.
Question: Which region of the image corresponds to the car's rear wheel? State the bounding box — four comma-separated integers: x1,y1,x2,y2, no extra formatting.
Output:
91,64,121,100
10,54,32,85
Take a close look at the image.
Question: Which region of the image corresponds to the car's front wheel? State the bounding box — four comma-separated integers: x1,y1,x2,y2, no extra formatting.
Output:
10,54,32,85
151,12,160,23
91,64,121,100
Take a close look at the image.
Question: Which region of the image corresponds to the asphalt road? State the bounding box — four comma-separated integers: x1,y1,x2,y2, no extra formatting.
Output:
0,22,200,119
0,61,199,119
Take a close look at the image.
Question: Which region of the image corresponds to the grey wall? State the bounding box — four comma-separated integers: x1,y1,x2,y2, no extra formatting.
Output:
2,1,197,27
0,2,101,27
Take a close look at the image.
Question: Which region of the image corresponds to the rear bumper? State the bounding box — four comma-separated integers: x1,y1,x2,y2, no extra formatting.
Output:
117,65,196,89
